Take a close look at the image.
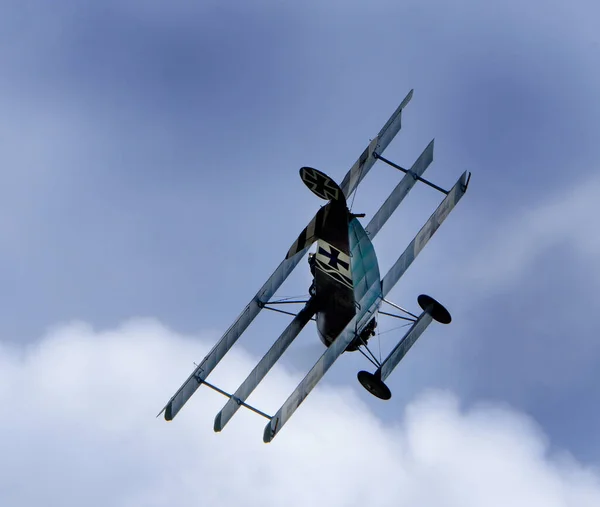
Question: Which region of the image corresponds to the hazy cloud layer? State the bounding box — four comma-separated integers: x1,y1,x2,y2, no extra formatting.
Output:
1,321,599,507
461,171,600,291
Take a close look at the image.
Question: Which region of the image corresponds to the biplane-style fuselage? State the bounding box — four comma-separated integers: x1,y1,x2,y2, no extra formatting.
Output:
311,214,382,351
296,166,383,351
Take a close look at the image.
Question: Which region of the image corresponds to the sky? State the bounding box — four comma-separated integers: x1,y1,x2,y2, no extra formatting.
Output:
1,1,600,505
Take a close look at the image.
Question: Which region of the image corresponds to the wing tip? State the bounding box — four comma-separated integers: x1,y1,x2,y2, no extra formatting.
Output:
401,88,414,108
263,425,274,443
163,402,174,421
213,412,223,433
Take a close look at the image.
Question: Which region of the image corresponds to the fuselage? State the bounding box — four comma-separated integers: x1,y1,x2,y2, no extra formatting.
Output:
311,215,383,350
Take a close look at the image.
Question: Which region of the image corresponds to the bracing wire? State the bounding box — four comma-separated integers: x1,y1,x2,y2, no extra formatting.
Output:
356,347,380,368
271,294,310,303
377,322,412,337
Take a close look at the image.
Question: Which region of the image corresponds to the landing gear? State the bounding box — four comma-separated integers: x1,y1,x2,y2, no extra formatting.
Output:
417,294,451,324
360,317,377,339
346,317,377,351
357,371,391,400
357,294,451,401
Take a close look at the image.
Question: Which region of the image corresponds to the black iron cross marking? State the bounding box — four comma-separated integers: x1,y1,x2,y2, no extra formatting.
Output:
304,169,339,200
318,246,349,271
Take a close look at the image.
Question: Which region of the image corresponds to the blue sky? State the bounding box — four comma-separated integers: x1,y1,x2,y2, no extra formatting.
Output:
1,1,600,504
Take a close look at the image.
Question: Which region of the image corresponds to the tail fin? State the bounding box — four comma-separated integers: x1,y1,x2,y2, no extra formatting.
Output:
299,167,345,202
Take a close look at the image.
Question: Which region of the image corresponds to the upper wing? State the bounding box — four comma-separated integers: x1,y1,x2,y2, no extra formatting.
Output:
160,249,308,421
159,90,415,421
340,89,413,198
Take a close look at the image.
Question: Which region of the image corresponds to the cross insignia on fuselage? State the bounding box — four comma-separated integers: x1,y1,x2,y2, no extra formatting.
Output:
318,246,349,271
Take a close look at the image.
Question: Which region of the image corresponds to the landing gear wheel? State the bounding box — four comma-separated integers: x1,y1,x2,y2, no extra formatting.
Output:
357,371,392,400
417,294,452,324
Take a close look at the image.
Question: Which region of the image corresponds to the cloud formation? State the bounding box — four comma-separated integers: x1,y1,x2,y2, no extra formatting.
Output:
1,320,598,506
463,171,600,292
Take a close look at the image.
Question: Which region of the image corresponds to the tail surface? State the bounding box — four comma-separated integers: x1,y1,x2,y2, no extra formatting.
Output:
299,167,345,202
286,168,347,259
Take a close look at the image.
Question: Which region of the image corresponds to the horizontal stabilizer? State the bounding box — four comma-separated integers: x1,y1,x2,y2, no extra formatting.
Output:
286,206,326,259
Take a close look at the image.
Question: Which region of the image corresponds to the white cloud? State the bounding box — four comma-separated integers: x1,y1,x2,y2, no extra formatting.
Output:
1,319,599,506
464,172,600,292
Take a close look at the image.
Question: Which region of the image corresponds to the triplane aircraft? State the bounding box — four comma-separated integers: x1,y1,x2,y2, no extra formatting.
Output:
159,90,470,442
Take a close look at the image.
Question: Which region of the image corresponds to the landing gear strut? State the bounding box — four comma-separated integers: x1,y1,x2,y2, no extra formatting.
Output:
357,294,451,401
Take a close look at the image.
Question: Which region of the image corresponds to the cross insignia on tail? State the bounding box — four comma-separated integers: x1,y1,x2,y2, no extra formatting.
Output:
300,167,342,201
